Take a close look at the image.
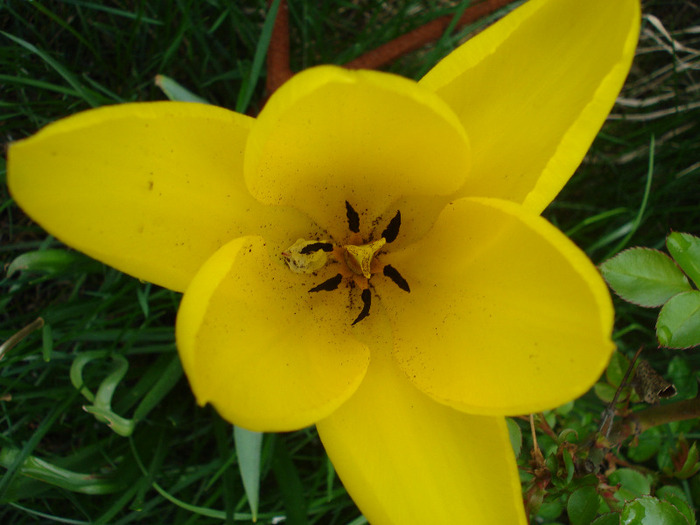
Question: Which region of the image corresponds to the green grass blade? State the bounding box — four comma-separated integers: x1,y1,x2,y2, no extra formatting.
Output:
1,31,102,107
235,0,282,113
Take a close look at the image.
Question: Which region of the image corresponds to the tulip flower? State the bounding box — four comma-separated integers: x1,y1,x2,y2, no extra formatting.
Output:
8,0,640,521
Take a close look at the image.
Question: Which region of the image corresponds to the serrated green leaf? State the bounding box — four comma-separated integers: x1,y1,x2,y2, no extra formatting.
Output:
656,486,696,525
154,74,210,104
657,291,700,348
601,248,691,307
234,426,263,522
568,486,600,525
621,495,689,525
667,233,700,289
609,468,651,502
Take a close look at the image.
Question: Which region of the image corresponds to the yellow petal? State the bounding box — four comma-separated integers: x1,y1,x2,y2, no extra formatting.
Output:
316,308,526,524
176,236,370,432
376,197,614,415
8,102,306,292
245,65,470,239
420,0,640,213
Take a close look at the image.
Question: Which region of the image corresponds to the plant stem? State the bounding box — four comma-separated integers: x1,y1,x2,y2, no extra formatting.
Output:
264,0,519,95
608,397,700,444
344,0,518,70
266,0,292,94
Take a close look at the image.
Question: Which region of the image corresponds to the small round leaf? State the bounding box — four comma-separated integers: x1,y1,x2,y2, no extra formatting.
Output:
568,486,600,525
609,468,651,502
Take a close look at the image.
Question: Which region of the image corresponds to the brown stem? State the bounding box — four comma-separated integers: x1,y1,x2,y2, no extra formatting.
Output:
530,414,545,467
344,0,518,70
536,412,558,441
607,397,700,445
634,397,700,433
266,0,292,95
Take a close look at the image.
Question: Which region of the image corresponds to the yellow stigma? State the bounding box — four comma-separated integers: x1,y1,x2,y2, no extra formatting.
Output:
344,238,386,279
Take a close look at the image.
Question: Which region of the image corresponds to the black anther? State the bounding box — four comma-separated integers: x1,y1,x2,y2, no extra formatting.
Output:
300,242,334,254
383,265,410,293
381,211,401,243
309,273,343,293
352,288,372,325
345,201,360,233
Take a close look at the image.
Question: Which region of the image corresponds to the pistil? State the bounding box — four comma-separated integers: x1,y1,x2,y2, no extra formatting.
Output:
344,238,386,279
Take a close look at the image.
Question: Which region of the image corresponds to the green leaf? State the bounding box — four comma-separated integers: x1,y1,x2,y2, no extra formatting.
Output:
563,448,576,485
6,249,102,278
568,486,600,525
594,382,617,403
667,357,698,399
69,352,134,436
270,436,307,525
626,428,661,463
606,352,631,386
593,514,621,525
657,290,700,348
234,426,263,522
132,356,184,421
621,495,689,525
507,418,522,458
667,233,700,288
539,498,565,520
41,322,53,362
154,74,210,104
0,447,124,495
600,248,691,307
675,442,700,480
609,468,651,502
656,486,696,525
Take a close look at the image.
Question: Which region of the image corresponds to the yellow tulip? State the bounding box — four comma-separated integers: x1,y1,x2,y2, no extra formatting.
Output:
8,0,640,521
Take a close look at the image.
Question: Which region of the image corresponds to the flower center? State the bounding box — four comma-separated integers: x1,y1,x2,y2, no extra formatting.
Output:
282,201,410,325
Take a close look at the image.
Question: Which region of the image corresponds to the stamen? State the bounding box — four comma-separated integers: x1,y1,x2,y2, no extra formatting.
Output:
381,211,401,243
345,201,360,233
309,273,343,293
352,288,372,325
300,242,334,254
383,265,410,292
283,238,330,274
